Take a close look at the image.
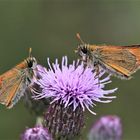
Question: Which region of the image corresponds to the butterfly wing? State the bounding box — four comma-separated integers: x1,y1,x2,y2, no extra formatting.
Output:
122,45,140,65
95,46,140,79
0,67,28,108
0,78,26,108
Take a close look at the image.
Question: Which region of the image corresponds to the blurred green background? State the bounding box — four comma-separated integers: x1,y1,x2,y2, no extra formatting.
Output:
0,0,140,140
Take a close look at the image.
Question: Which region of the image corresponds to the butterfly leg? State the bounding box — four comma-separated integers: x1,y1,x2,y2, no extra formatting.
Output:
94,65,101,87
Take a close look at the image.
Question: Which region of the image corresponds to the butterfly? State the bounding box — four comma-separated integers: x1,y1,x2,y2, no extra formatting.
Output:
0,48,37,108
75,33,140,79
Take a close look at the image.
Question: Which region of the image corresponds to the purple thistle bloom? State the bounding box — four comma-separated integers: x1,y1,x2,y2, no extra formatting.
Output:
88,115,122,140
21,126,53,140
34,56,117,115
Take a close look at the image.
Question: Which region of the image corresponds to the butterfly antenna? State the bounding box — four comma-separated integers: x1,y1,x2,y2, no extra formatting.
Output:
29,48,32,58
76,33,85,45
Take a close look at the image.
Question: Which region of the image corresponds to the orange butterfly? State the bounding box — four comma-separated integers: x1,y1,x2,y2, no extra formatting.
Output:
75,33,140,79
0,48,37,108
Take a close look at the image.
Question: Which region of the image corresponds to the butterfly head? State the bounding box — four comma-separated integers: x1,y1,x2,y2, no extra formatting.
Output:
27,57,37,69
26,48,37,69
75,33,90,62
76,44,90,61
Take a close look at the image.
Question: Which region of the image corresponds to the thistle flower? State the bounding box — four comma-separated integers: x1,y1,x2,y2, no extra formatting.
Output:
33,56,117,139
88,115,122,140
21,126,53,140
34,56,117,115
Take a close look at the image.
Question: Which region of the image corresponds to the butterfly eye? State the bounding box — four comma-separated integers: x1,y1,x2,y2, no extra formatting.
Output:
81,47,87,54
27,57,37,68
27,60,33,68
